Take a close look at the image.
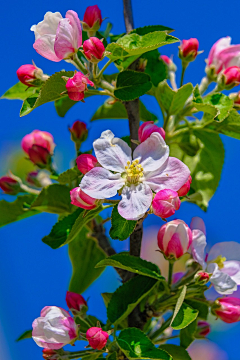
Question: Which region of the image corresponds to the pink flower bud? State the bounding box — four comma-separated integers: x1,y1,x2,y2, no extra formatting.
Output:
196,321,210,337
177,175,192,196
65,72,94,102
222,66,240,86
17,64,40,87
157,220,192,259
21,130,55,155
42,349,58,360
69,121,88,143
152,189,181,219
32,306,77,349
161,55,171,65
138,122,165,143
28,145,51,167
83,37,105,62
0,176,21,195
194,271,210,284
83,5,102,33
179,38,199,61
172,272,184,284
214,297,240,323
26,171,52,187
70,187,97,210
76,154,98,174
86,327,109,350
66,291,87,312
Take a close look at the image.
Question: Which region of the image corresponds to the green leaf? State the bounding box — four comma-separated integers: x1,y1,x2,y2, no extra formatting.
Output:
101,292,113,308
205,109,240,140
131,25,174,35
171,302,199,330
57,167,82,185
184,299,209,320
1,82,38,101
20,71,74,116
156,81,193,115
159,345,191,360
91,98,157,122
171,285,187,325
107,352,117,360
193,93,233,122
69,227,106,294
0,195,39,227
31,184,72,214
96,253,164,281
109,205,137,240
82,353,102,360
117,328,171,360
16,329,32,342
114,70,152,101
180,319,197,349
42,208,83,249
107,275,158,324
141,50,168,87
106,31,179,61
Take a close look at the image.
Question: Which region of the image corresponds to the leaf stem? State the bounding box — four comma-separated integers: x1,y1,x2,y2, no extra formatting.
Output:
169,71,177,91
180,62,188,87
149,316,173,341
168,261,174,287
96,59,113,80
20,184,40,195
72,53,88,74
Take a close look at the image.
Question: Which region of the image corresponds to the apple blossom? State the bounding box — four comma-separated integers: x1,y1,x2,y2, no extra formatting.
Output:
194,271,210,284
79,130,190,220
70,187,98,210
31,11,82,62
17,64,48,87
83,37,105,62
26,171,52,187
22,130,55,155
177,175,192,196
32,306,77,349
214,297,240,323
66,291,87,312
152,189,180,218
160,55,177,72
179,38,199,61
138,121,165,143
82,5,102,35
42,349,58,360
196,321,211,337
65,72,94,101
0,176,21,195
69,120,88,143
157,220,192,259
86,327,108,350
219,66,240,88
76,154,98,174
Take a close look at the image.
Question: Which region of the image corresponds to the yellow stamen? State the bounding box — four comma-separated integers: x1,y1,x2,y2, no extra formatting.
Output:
209,255,226,270
124,160,144,184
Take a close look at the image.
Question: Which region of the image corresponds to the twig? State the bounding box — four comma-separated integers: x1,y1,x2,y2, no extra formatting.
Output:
123,0,134,33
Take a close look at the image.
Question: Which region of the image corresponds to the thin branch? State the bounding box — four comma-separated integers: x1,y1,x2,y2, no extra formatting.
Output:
123,0,134,33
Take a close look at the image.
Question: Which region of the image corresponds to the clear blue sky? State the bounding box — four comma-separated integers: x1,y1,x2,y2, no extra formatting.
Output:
1,1,240,359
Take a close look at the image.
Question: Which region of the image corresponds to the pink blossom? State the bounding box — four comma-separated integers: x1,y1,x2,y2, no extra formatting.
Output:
222,66,240,85
28,145,51,167
66,291,87,312
80,130,190,220
215,297,240,323
21,130,55,155
76,154,98,174
83,5,102,32
32,306,77,349
83,37,105,62
152,189,180,218
0,176,20,195
69,120,88,142
207,36,240,74
42,349,58,360
66,72,94,101
31,11,82,62
160,55,171,65
179,38,199,61
157,220,192,259
70,187,97,210
196,321,211,337
138,122,165,143
86,327,108,350
177,175,192,196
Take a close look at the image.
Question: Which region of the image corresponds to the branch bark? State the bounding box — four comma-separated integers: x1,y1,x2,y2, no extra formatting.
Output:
123,0,134,33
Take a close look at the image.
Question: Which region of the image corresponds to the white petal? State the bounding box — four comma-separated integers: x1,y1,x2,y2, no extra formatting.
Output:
221,261,240,285
144,157,190,192
118,183,152,220
31,12,63,40
133,132,169,172
190,229,207,268
93,130,132,173
80,167,125,199
207,263,237,295
208,241,240,262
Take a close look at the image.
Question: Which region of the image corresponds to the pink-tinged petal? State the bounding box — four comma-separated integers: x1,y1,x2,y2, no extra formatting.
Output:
54,18,75,59
152,189,180,218
93,130,132,173
221,261,240,285
67,91,85,101
191,229,207,268
40,306,54,317
80,167,125,199
144,157,190,192
66,10,82,49
208,241,240,262
207,263,237,295
166,233,184,258
133,132,169,172
31,12,63,39
33,36,61,62
118,183,152,220
190,217,206,235
208,37,231,66
218,45,240,69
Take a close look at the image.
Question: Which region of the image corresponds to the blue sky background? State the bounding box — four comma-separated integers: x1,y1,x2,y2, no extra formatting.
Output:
1,0,240,359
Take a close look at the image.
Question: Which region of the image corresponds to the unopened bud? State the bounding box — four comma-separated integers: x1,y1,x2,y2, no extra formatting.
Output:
152,189,181,219
17,64,47,87
160,55,177,72
82,5,102,37
177,175,192,197
69,121,88,146
179,38,199,62
65,72,94,102
0,175,21,195
28,145,51,168
42,349,58,360
66,291,88,314
218,66,240,90
195,321,210,337
138,121,165,143
70,187,98,210
86,327,109,350
26,171,52,187
76,154,98,174
83,37,105,63
213,297,240,323
194,271,210,284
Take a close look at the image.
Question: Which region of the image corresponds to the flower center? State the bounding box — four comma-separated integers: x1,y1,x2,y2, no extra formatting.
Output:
125,159,144,184
209,255,226,270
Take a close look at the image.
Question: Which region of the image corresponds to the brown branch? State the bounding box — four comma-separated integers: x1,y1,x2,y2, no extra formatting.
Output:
123,0,134,33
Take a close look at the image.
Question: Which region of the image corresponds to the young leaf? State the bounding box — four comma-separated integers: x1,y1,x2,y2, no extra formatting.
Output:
69,227,106,294
57,167,82,185
193,93,233,122
171,285,187,324
130,25,174,35
16,329,32,342
171,302,199,330
184,299,209,320
31,184,72,214
114,70,152,101
1,82,37,101
109,205,137,240
180,319,197,349
20,71,74,116
96,253,164,281
0,195,39,227
42,208,83,249
117,328,171,360
205,109,240,140
107,275,158,324
141,50,168,86
159,345,191,360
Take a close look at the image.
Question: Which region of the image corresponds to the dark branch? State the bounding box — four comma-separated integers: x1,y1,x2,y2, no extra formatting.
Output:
123,0,134,33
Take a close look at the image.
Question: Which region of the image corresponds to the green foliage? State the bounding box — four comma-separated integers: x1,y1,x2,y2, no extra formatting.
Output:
117,328,171,360
91,98,157,122
16,329,32,342
107,275,158,324
171,285,187,322
180,319,197,349
171,302,199,330
20,71,74,116
141,50,168,87
68,227,106,294
130,25,174,35
57,167,82,185
1,82,38,101
114,70,152,101
159,345,191,360
109,205,137,240
205,109,240,140
193,93,233,122
0,195,39,227
96,253,164,281
31,184,72,214
184,299,209,320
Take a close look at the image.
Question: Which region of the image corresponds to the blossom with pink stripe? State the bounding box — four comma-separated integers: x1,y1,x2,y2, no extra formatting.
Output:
138,121,165,143
214,297,240,323
70,187,97,210
152,189,180,218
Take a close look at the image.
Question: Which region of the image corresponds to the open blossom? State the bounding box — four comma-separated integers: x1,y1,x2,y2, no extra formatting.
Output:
65,72,94,101
70,187,97,210
86,327,108,350
152,189,180,218
138,122,165,143
190,217,240,294
32,306,77,349
214,297,240,323
79,130,190,220
207,36,240,74
31,11,82,62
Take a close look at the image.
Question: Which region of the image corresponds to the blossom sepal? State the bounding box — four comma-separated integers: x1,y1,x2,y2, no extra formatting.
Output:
194,271,210,285
178,38,200,63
